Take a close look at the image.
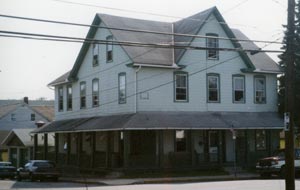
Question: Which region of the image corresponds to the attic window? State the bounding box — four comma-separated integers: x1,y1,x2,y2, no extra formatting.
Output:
11,113,16,121
206,33,219,60
31,113,35,121
106,36,113,62
93,44,99,66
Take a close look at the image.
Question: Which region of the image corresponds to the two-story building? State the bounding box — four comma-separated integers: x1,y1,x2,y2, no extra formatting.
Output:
34,7,283,172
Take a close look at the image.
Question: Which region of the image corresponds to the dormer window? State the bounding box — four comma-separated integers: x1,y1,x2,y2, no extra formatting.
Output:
106,36,113,62
206,33,219,60
31,113,35,121
93,44,99,66
11,113,16,121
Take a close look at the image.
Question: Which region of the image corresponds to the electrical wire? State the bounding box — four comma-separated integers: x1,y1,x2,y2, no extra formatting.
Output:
0,14,284,45
0,31,284,53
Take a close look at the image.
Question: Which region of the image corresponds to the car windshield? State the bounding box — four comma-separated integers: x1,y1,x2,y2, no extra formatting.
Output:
33,162,55,168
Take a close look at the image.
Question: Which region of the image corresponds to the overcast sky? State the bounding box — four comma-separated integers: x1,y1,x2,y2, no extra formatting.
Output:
0,0,287,100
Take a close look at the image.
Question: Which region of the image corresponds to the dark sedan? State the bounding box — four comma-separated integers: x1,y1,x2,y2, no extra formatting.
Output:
17,160,60,181
0,162,16,179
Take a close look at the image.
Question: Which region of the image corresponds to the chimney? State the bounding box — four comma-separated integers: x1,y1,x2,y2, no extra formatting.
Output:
23,97,29,104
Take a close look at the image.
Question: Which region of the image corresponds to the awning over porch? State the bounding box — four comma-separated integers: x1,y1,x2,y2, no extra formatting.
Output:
32,112,284,134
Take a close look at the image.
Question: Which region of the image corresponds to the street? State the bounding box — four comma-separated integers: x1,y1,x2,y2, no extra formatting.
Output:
1,179,300,190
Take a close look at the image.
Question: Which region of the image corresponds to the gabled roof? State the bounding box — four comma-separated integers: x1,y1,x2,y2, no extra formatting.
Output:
0,103,19,119
1,128,34,147
174,6,254,69
53,6,280,85
48,71,70,86
232,29,282,73
30,106,54,122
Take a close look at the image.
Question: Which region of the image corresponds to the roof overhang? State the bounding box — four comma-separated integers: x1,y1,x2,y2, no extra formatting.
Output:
32,111,284,134
241,68,283,74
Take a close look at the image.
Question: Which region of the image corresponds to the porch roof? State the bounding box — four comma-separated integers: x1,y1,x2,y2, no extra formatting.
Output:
32,112,283,134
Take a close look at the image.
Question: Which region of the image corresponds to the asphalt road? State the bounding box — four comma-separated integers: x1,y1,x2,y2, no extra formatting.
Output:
1,179,300,190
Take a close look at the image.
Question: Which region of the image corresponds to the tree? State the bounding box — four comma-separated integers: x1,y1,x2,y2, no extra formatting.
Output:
278,0,300,128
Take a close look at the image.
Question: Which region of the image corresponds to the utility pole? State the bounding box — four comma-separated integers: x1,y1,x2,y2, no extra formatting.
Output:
285,0,296,189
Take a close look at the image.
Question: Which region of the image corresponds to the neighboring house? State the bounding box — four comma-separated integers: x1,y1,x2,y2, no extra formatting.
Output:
0,98,54,167
34,7,283,171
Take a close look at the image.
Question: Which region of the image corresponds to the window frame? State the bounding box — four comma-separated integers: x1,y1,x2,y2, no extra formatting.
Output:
207,73,220,103
58,86,64,112
118,72,126,104
11,113,16,121
254,76,266,104
206,33,219,60
255,130,267,151
31,113,35,121
92,43,99,66
92,78,99,107
174,71,189,102
80,81,86,109
232,75,245,104
106,35,113,62
67,85,72,111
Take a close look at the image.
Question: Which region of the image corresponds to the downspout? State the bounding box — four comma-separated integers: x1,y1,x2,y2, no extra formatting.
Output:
135,65,142,113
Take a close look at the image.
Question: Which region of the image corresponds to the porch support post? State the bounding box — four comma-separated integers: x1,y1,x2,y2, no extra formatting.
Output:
123,131,130,168
105,132,112,168
218,131,223,165
245,130,248,167
158,130,164,168
191,131,196,166
44,133,48,160
77,133,82,167
16,148,20,168
66,133,71,165
91,132,96,168
55,133,59,164
33,134,38,160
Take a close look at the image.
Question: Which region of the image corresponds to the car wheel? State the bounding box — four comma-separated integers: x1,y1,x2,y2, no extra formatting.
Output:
280,166,286,179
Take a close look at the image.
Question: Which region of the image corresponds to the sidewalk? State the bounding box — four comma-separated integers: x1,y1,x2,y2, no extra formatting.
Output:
61,171,259,186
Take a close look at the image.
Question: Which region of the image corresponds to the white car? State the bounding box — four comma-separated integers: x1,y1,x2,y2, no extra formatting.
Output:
256,149,300,178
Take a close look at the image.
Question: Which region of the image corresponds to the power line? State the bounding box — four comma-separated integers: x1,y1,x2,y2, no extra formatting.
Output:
0,14,284,45
222,0,249,14
0,30,284,53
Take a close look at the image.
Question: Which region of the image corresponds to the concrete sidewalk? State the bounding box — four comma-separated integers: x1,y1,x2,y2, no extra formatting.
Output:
61,172,259,186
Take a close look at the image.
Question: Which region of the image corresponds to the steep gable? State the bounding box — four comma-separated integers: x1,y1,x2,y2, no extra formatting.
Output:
174,6,254,70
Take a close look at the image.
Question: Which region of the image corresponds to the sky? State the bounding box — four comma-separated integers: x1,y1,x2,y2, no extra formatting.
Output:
0,0,287,100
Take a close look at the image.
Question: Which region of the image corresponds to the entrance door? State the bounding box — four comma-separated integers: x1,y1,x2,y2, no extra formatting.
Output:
236,131,247,166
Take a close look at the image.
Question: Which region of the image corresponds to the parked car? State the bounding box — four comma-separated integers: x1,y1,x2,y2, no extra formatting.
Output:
17,160,59,181
256,149,300,178
0,162,16,179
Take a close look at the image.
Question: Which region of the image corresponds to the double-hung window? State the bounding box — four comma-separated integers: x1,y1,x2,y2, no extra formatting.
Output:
31,113,35,121
67,85,72,111
92,78,99,107
58,87,64,111
92,44,99,66
118,73,126,104
206,33,219,59
207,74,220,102
106,36,113,62
80,82,86,109
174,72,188,102
254,76,266,104
233,75,245,103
